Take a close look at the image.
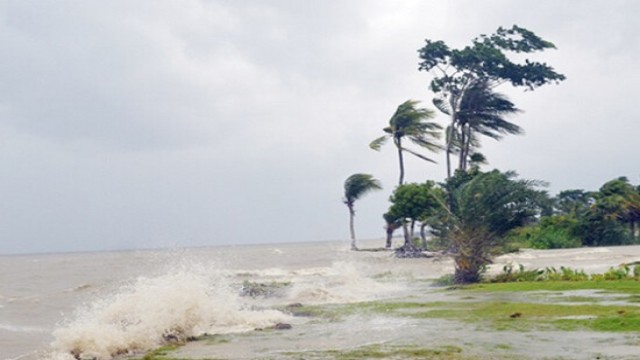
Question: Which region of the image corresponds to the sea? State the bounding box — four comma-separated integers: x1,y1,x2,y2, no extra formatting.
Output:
0,239,446,360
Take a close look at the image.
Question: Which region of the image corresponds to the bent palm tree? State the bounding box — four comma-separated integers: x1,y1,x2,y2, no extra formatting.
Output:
370,100,442,185
370,100,441,251
458,79,521,171
343,174,382,250
435,79,521,173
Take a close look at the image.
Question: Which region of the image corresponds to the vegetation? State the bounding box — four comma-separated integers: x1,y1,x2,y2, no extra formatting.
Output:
343,24,638,285
369,99,442,186
386,181,444,252
343,173,382,250
284,344,467,360
418,25,565,179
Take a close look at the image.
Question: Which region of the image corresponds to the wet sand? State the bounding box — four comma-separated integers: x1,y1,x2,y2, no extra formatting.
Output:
167,244,640,360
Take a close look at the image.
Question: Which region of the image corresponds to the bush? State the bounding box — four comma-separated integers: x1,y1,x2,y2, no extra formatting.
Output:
505,215,582,250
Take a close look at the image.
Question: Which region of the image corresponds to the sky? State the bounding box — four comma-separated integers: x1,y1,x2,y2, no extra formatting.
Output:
1,0,638,254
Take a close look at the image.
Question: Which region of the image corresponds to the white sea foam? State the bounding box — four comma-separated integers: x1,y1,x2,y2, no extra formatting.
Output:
287,261,403,304
47,263,288,360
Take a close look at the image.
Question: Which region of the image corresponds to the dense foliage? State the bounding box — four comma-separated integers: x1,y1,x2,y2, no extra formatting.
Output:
348,24,637,284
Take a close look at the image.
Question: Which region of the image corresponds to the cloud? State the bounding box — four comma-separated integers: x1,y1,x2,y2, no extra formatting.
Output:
0,0,639,253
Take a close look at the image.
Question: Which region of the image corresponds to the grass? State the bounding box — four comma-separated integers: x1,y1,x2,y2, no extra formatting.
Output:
131,345,179,360
416,301,640,332
465,279,640,294
283,344,470,360
134,275,640,359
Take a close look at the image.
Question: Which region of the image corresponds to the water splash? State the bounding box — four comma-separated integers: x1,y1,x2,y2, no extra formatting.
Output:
48,263,288,360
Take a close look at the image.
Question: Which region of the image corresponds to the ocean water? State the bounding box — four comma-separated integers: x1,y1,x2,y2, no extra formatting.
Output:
0,239,442,360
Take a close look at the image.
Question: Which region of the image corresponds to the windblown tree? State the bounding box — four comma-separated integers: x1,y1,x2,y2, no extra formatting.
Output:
435,79,522,172
443,170,545,283
418,25,565,179
582,177,640,245
386,181,445,253
343,173,382,250
369,100,442,185
370,100,441,251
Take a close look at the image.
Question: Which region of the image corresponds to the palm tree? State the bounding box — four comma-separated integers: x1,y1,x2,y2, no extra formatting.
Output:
434,80,521,174
343,173,382,250
370,100,442,185
457,79,521,171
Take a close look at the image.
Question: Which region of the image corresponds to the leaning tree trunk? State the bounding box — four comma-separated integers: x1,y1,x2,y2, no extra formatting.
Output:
348,205,357,250
395,139,405,186
446,98,458,180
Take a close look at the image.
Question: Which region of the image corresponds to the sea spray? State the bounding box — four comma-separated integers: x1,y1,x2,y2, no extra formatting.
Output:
48,262,289,360
287,261,404,304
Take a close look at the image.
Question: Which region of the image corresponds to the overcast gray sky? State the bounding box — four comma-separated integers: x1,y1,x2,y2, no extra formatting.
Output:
1,1,638,254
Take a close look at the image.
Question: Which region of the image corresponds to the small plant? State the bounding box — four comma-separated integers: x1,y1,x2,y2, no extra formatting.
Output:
489,263,544,283
603,265,631,280
432,273,456,286
486,265,640,283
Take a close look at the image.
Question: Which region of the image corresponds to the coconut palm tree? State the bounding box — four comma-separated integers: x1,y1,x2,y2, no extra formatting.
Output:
458,79,521,171
434,80,521,173
343,173,382,250
370,100,442,185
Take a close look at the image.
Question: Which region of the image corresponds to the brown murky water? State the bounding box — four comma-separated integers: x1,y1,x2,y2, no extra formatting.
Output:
2,241,640,360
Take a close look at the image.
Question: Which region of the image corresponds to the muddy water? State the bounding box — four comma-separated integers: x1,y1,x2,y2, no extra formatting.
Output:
169,244,640,360
3,241,640,360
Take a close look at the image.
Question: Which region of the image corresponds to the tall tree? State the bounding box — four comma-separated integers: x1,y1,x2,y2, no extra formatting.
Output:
369,100,442,185
418,25,565,178
446,79,521,171
343,173,382,250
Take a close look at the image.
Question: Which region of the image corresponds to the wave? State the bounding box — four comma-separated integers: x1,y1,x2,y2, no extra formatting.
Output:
43,254,403,360
47,263,289,360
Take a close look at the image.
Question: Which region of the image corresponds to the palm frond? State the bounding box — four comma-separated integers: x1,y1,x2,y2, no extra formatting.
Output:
432,97,451,115
369,135,388,151
344,173,383,202
401,146,438,163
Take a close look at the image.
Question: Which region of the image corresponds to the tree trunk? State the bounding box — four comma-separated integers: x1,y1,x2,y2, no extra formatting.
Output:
385,225,394,248
402,223,410,247
446,98,457,180
348,205,357,250
458,125,466,171
445,130,453,180
463,126,472,171
395,139,405,185
420,223,428,249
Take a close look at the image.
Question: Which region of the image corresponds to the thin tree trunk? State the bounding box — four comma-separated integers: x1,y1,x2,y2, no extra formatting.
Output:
446,98,457,180
402,223,411,247
410,220,415,240
395,138,411,247
445,128,453,180
462,126,472,171
395,139,405,185
420,223,428,249
458,125,466,171
348,205,357,250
